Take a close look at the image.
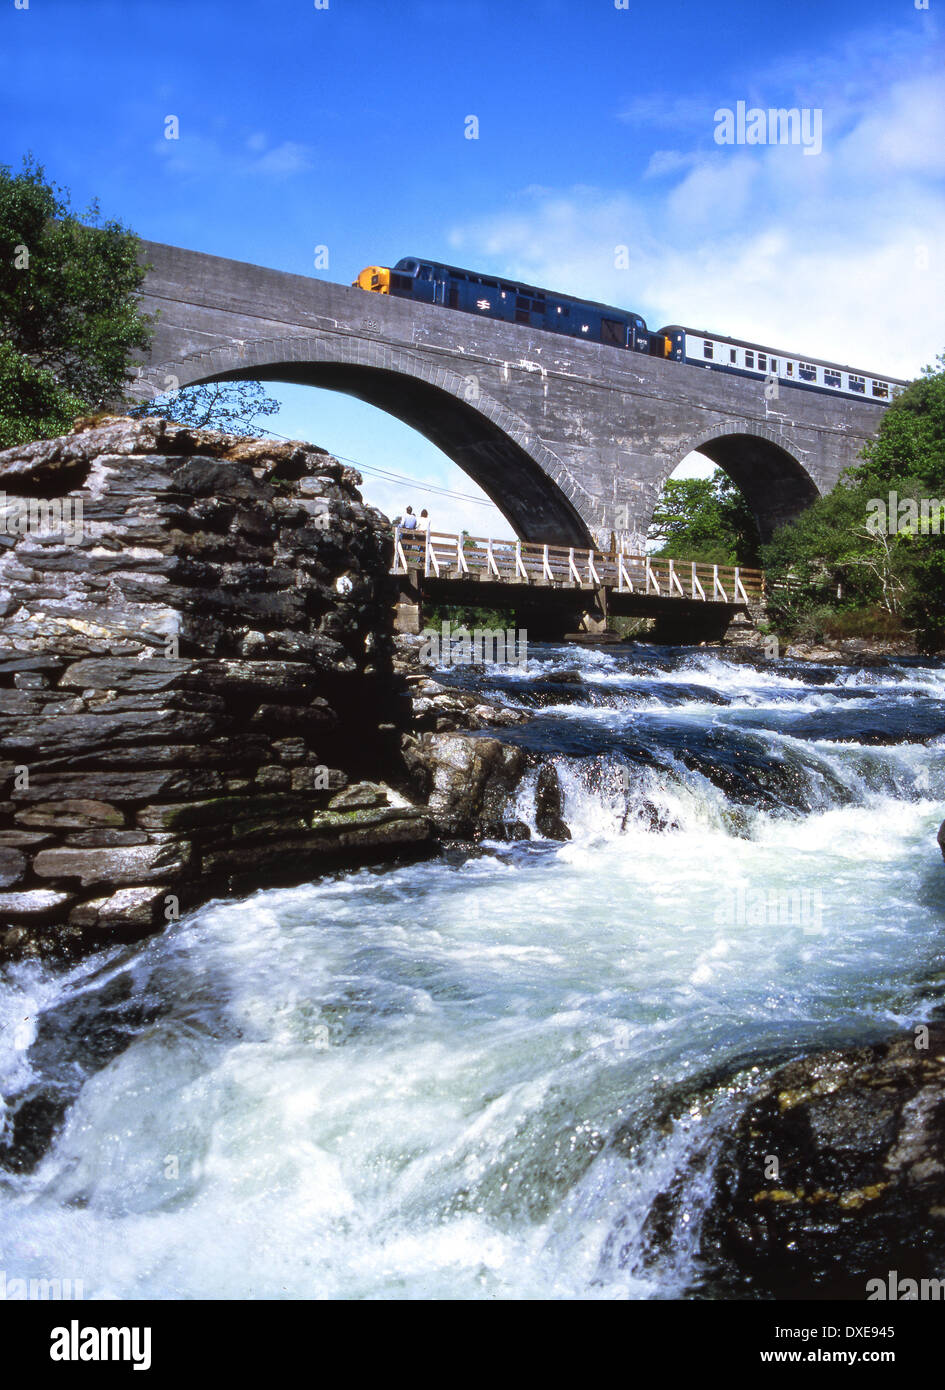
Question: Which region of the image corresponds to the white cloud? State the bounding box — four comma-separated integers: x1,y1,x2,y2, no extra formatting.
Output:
643,150,700,179
249,141,314,177
155,130,315,182
449,41,945,381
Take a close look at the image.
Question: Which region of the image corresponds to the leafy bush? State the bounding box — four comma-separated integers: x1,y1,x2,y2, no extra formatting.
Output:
649,471,761,566
762,353,945,652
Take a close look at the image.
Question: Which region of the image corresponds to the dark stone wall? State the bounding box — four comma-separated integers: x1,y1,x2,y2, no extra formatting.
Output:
0,417,432,959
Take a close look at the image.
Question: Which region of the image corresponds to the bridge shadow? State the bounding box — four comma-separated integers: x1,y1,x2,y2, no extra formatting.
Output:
673,430,820,542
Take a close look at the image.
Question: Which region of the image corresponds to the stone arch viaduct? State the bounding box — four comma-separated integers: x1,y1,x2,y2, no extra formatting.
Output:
131,240,887,551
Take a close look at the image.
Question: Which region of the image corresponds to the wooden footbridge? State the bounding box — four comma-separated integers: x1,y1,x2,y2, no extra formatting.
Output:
391,527,765,640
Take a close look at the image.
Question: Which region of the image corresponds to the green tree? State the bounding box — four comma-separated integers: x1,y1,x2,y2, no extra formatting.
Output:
762,352,945,651
649,469,761,566
856,353,945,493
0,341,86,450
131,379,281,436
0,155,152,443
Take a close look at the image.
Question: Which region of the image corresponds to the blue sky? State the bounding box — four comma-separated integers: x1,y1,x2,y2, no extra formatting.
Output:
3,0,943,533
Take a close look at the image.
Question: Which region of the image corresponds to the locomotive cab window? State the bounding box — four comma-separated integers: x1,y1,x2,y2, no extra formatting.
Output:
416,265,433,281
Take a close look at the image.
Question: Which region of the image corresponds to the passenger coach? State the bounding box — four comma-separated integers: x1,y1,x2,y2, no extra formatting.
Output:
353,258,905,404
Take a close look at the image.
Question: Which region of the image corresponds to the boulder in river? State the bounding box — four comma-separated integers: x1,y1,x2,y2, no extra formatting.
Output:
699,1025,945,1298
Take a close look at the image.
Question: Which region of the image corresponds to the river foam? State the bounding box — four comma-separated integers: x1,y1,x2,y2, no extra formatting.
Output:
1,644,943,1298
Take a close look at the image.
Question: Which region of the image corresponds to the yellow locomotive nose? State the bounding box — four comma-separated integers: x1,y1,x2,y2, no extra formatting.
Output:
352,265,391,293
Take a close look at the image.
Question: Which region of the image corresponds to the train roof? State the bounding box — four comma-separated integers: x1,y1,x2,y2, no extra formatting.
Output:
394,261,909,384
666,325,909,385
397,256,646,321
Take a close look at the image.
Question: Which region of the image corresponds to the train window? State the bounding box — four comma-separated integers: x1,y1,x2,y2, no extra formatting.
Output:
872,381,889,398
849,375,865,393
745,351,755,369
799,362,817,381
729,349,737,363
758,354,767,371
786,362,794,376
770,358,778,373
395,259,419,274
703,340,714,359
417,266,433,281
824,369,841,388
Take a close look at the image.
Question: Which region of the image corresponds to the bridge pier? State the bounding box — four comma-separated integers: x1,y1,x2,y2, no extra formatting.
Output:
393,569,423,635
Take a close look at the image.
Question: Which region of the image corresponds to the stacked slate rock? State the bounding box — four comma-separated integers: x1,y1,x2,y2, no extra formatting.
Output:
0,416,431,959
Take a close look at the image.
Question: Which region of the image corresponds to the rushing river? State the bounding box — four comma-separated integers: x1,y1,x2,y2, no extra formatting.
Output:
1,644,944,1299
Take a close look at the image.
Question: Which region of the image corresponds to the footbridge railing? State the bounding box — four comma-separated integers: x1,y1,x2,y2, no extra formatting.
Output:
391,528,764,605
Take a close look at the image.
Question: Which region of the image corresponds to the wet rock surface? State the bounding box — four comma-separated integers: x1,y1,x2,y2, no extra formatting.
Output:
393,633,528,732
697,1026,945,1298
401,731,527,840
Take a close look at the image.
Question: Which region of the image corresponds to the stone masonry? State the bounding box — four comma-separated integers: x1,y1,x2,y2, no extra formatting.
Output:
132,239,889,550
0,416,432,959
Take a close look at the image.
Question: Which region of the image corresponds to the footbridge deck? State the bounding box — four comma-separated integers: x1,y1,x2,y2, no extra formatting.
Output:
391,528,765,639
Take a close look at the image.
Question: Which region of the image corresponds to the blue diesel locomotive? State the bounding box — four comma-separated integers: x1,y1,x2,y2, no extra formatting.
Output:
353,256,904,404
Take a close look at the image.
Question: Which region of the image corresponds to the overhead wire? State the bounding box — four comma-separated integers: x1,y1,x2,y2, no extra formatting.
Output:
256,423,497,507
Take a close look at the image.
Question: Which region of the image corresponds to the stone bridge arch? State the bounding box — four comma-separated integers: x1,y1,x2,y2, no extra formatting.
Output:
134,334,595,546
660,422,821,542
